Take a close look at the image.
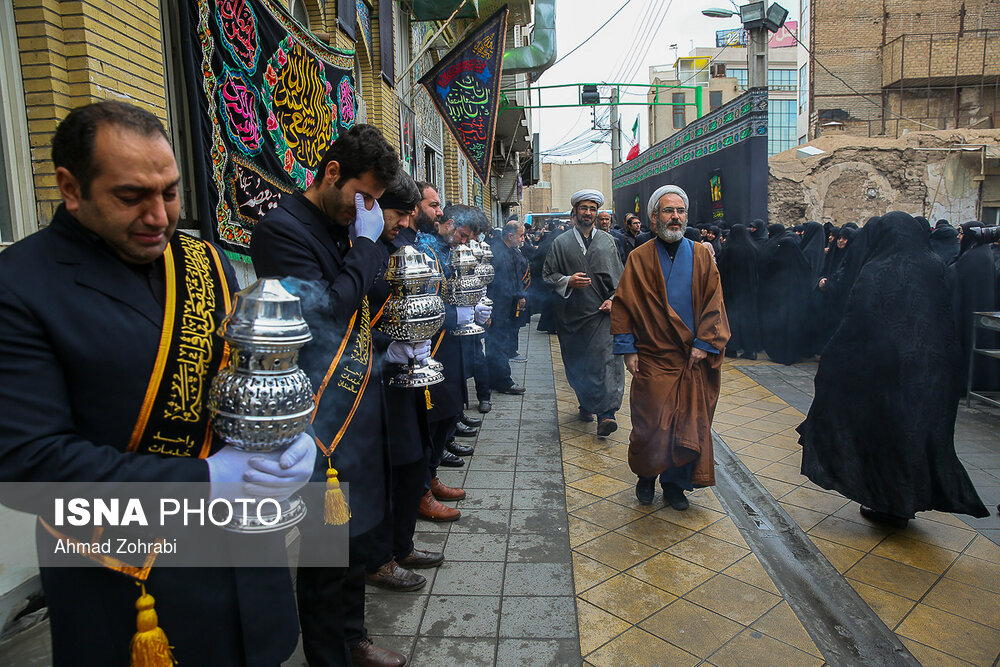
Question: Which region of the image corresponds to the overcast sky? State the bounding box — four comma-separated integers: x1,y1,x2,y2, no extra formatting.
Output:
531,0,799,164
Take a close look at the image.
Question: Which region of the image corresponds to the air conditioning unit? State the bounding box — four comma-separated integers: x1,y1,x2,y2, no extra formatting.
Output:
711,63,727,78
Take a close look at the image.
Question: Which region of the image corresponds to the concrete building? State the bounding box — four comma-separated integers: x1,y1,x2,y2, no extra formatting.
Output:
808,0,1000,139
522,161,612,214
647,28,800,157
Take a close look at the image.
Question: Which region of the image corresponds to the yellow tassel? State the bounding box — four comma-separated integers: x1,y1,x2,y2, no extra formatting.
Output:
424,387,434,410
324,461,351,525
130,584,176,667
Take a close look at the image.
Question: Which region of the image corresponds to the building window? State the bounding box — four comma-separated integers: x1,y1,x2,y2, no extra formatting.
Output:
729,68,748,90
289,0,310,28
798,64,808,113
710,91,723,110
672,93,686,129
0,1,35,244
767,68,796,92
768,99,797,156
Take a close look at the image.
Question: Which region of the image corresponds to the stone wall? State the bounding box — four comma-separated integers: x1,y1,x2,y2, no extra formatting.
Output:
769,129,1000,225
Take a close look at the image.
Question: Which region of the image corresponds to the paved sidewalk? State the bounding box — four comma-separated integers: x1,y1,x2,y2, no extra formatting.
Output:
564,347,1000,666
355,325,581,666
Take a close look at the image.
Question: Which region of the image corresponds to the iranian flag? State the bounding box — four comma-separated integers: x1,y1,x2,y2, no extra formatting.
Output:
626,116,640,161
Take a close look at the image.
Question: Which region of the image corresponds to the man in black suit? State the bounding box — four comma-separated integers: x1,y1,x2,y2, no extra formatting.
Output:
0,101,314,666
250,125,404,667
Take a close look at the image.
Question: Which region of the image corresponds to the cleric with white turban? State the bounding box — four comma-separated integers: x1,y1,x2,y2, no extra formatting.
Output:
570,189,605,209
647,185,688,220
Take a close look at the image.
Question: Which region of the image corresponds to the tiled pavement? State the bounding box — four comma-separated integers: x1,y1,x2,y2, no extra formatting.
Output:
564,349,1000,666
354,324,581,667
287,321,1000,666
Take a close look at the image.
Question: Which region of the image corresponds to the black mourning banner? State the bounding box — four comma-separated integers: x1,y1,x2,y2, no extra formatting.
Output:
612,89,769,227
418,7,508,183
179,0,357,262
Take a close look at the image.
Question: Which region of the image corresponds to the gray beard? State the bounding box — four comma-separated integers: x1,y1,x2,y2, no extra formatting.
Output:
656,224,685,243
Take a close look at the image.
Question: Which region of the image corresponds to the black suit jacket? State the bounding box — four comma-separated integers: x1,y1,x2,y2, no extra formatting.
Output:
250,193,390,537
0,207,297,667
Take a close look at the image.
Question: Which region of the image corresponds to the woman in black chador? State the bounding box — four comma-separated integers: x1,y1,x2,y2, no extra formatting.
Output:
717,224,762,359
758,224,810,365
797,212,988,528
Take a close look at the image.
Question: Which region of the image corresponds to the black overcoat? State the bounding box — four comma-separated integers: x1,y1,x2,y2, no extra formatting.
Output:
0,207,297,667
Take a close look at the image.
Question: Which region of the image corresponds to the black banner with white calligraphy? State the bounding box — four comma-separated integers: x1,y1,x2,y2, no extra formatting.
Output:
179,0,357,262
418,7,508,183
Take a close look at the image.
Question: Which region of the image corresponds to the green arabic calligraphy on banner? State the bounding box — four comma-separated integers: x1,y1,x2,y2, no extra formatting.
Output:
418,7,508,183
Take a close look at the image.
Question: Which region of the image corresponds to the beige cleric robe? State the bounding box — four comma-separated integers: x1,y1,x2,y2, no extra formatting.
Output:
610,239,730,485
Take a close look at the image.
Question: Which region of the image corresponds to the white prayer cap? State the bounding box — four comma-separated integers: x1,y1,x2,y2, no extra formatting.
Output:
570,189,605,208
647,185,689,219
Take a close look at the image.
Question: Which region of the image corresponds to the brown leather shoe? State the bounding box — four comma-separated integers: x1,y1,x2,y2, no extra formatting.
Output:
350,637,406,667
431,476,466,500
419,491,460,521
365,559,427,591
397,548,445,569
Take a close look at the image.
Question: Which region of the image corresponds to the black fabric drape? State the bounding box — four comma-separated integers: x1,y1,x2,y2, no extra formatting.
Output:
929,225,960,266
379,0,395,83
798,212,987,520
339,0,357,39
717,224,761,354
951,242,1000,392
757,229,809,364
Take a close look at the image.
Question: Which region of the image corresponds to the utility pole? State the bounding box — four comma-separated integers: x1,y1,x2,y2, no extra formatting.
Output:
747,25,768,90
610,87,621,167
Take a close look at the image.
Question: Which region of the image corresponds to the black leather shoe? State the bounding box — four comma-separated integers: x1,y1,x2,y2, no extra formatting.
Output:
509,353,527,363
496,383,526,395
478,400,492,413
455,422,478,437
859,505,908,529
635,478,655,505
662,482,689,511
439,451,465,467
447,441,474,457
460,413,483,427
397,548,445,569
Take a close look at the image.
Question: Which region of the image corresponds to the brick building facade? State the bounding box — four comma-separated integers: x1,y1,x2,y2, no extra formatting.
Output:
1,1,541,256
809,0,1000,138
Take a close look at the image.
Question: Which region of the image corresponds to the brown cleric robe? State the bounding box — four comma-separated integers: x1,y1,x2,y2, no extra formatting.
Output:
611,238,730,486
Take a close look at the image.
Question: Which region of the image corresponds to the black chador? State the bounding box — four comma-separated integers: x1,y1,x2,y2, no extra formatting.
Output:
757,225,809,365
717,224,761,356
798,212,987,521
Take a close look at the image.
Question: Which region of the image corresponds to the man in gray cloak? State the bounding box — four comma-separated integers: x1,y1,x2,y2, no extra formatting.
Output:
543,189,625,437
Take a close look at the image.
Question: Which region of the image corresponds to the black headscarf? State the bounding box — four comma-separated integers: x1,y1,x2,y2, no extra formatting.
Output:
959,221,985,256
717,224,761,354
758,225,810,364
800,221,827,286
749,219,768,245
914,215,932,236
708,225,722,254
929,224,959,266
684,227,702,243
951,221,1000,391
767,223,786,239
798,211,987,520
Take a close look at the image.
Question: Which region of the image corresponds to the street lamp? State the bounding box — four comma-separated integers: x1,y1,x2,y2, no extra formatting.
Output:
701,2,788,90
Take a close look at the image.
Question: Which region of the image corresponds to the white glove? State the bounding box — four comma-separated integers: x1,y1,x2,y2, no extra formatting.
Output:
386,341,417,364
353,193,384,242
206,445,258,501
456,306,474,326
413,340,432,362
242,433,318,501
474,302,493,325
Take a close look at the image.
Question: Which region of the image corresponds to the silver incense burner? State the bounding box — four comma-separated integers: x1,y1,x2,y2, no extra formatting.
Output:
378,246,445,387
469,239,494,309
445,244,485,336
209,278,313,532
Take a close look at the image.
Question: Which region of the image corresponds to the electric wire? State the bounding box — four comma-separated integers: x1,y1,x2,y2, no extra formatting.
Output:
551,0,638,67
793,31,940,131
